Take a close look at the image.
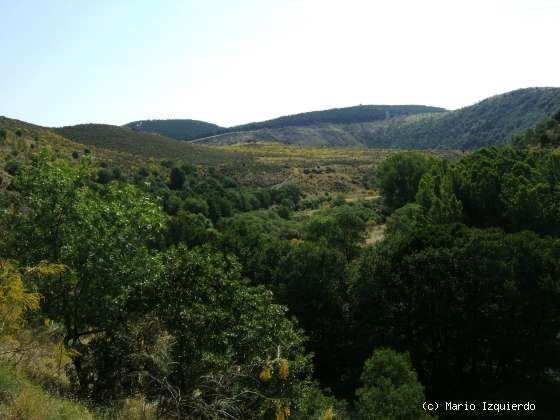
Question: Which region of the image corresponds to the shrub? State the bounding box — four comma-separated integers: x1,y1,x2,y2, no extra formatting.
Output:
96,168,113,184
5,160,20,176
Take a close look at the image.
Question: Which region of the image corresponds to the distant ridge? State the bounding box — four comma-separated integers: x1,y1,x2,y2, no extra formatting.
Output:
54,87,560,151
124,119,223,140
191,88,560,149
126,105,445,141
227,104,447,132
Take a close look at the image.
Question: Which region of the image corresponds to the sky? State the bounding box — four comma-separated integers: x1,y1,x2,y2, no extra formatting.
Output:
1,0,559,127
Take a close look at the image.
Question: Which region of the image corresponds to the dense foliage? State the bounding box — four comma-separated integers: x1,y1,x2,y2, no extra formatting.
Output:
363,141,560,417
377,152,435,209
0,147,369,418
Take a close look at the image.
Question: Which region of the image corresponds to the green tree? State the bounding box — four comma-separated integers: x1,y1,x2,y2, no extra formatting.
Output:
165,210,217,247
96,168,112,184
0,260,41,337
5,160,19,175
152,246,314,418
277,240,351,395
356,349,431,420
306,206,369,261
385,203,427,236
377,152,434,209
169,167,186,190
415,161,462,224
2,152,167,389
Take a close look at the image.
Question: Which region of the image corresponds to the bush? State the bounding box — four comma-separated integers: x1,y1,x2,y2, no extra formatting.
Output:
5,160,20,176
183,196,209,216
96,168,113,184
112,168,123,181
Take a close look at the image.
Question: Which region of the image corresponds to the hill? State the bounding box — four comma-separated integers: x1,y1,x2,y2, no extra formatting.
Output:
192,88,560,149
0,116,152,174
124,118,223,140
54,123,247,166
228,104,446,131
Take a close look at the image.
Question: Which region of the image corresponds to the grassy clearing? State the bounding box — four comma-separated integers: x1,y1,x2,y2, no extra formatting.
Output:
210,142,399,195
211,142,459,197
365,223,386,245
0,363,159,420
0,363,95,420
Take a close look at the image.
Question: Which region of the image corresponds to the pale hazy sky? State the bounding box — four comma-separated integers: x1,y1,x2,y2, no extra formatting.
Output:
1,0,559,127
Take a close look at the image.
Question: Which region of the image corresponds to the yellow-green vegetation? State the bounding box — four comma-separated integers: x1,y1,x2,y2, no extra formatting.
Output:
0,261,92,419
0,364,96,420
0,363,160,420
210,141,458,196
0,260,160,420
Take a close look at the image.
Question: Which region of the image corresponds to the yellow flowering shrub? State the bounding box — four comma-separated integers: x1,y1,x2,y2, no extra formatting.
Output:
323,407,334,420
259,367,272,382
277,358,289,380
0,261,41,337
